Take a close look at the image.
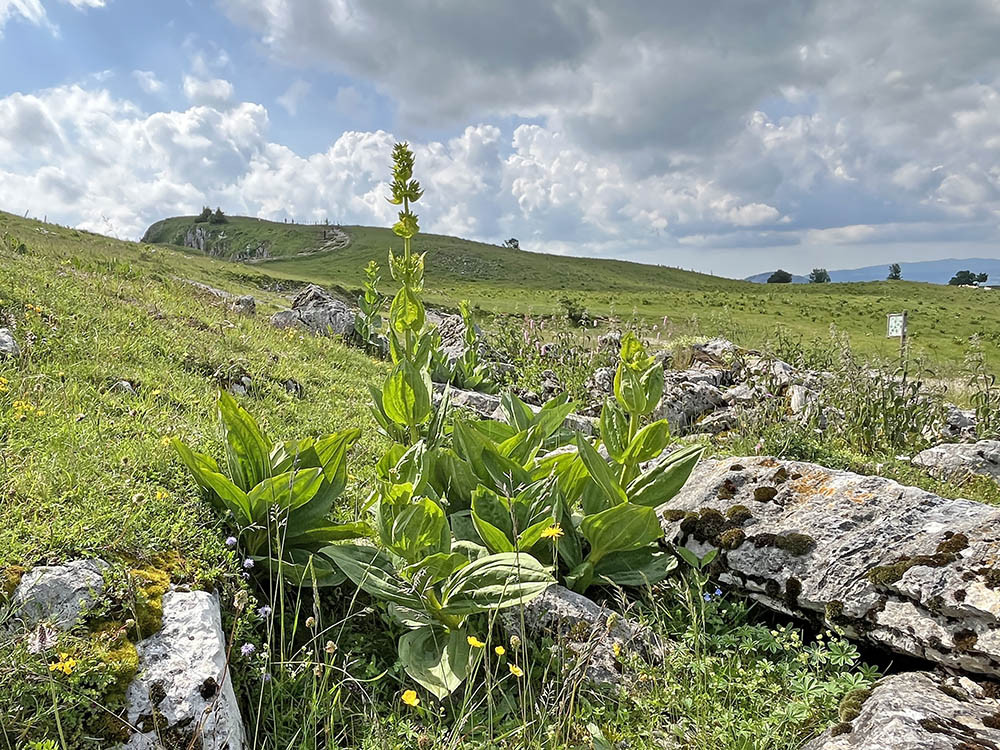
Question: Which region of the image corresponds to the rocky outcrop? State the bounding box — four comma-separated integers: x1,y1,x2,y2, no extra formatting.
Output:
914,440,1000,485
183,280,256,315
927,403,979,443
11,559,108,630
803,671,1000,749
661,457,1000,678
270,284,354,336
501,585,654,686
654,367,729,434
426,308,469,363
184,226,209,253
0,327,20,359
120,590,245,750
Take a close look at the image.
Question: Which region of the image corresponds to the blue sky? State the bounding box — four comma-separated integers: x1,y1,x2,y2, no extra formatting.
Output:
2,0,1000,277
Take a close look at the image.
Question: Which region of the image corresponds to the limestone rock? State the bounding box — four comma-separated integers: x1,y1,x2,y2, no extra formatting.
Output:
745,356,798,392
270,284,353,337
928,403,979,442
0,327,20,359
12,559,108,630
803,671,1000,750
501,585,654,686
661,456,1000,677
120,590,245,750
655,368,728,434
231,295,256,315
427,308,469,363
434,385,597,436
788,384,819,415
913,440,1000,485
692,337,738,360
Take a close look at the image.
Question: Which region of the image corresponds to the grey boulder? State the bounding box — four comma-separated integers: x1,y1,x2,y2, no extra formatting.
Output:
502,585,655,686
11,559,108,630
654,368,728,434
913,440,1000,485
120,590,245,750
270,284,353,336
661,456,1000,677
803,671,1000,749
0,327,20,359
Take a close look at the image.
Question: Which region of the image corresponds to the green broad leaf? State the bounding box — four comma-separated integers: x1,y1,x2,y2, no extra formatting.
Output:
613,365,646,417
481,448,532,496
268,437,314,475
640,365,665,415
500,391,535,431
599,399,629,462
448,511,480,543
532,399,574,441
472,513,515,554
172,438,222,495
390,496,451,562
593,547,678,587
575,434,628,507
451,539,489,562
382,360,431,427
375,444,408,482
431,449,479,512
399,626,471,700
467,419,517,445
535,448,589,504
313,429,361,497
389,285,425,334
627,445,704,508
440,552,554,616
284,521,373,551
621,420,672,468
404,552,470,586
324,544,423,608
564,561,595,594
581,477,616,516
674,546,701,570
517,517,556,551
471,487,514,539
387,602,434,629
247,467,324,520
217,390,273,492
581,503,662,563
195,465,252,526
425,385,451,448
553,490,584,570
255,549,346,588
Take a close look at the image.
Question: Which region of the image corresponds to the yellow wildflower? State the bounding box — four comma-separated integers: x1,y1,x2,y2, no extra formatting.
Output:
160,436,173,447
540,524,564,540
467,636,486,649
508,664,524,678
494,646,506,656
49,653,77,675
155,490,169,501
401,689,420,707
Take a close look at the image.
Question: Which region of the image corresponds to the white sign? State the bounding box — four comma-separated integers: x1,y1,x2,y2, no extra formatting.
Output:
887,312,906,339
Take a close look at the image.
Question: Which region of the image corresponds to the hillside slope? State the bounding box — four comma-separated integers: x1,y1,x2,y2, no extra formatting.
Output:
0,209,386,571
144,215,1000,375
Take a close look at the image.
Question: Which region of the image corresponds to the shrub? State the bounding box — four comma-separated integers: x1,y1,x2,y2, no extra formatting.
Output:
767,269,793,283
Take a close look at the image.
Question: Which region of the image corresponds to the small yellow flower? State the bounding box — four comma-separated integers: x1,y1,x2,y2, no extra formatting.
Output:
540,524,564,540
160,436,173,447
155,490,169,501
467,636,486,649
613,642,622,658
508,664,524,678
401,689,420,707
494,646,505,656
49,653,77,675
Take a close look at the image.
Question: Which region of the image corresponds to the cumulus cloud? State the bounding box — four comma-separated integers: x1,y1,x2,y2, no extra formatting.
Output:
0,0,104,34
132,70,164,94
182,75,235,107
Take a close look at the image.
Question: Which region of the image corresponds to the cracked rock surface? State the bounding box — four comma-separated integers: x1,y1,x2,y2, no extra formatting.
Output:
803,671,1000,749
661,457,1000,677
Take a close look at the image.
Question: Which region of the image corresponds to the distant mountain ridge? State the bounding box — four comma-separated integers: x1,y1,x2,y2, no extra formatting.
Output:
746,258,1000,285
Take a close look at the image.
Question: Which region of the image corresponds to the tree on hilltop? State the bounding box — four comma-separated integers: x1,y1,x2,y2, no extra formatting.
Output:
196,206,212,222
767,269,793,283
808,268,831,283
887,263,901,280
949,270,988,286
209,207,228,225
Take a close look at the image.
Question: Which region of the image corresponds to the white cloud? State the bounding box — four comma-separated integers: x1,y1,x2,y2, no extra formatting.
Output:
277,79,310,116
182,75,235,107
0,0,104,34
132,70,163,94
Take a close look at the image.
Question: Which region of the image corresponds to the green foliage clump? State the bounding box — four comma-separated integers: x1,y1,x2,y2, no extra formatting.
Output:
808,268,830,284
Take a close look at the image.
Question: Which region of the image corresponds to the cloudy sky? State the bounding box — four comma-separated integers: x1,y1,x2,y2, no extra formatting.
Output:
1,1,1000,277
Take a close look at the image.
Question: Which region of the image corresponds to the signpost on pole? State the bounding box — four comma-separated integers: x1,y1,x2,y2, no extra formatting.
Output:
887,311,908,359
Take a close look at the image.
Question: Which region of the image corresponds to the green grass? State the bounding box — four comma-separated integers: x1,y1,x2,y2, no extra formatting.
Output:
0,210,387,574
146,215,1000,377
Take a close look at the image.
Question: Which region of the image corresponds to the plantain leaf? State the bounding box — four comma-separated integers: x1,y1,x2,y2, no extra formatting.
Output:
440,552,553,616
218,390,272,492
627,445,704,508
382,360,431,427
247,467,324,520
398,626,471,700
621,420,672,468
324,544,423,608
599,399,629,462
389,285,425,334
575,434,627,506
593,547,678,587
581,503,662,563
